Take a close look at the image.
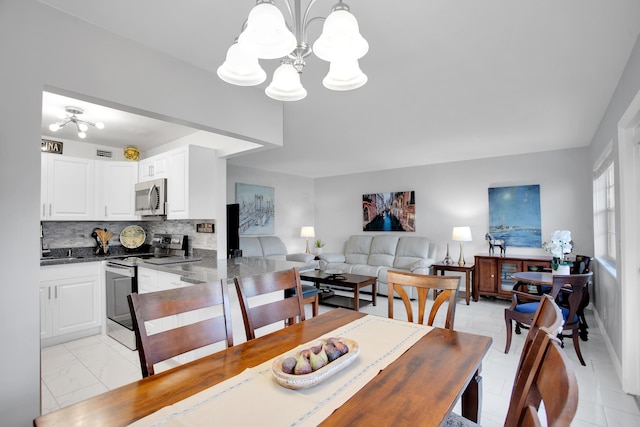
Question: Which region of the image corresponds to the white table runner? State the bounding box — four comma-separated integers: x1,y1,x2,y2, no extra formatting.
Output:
129,316,432,427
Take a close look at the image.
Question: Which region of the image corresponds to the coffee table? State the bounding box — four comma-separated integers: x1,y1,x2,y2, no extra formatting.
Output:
299,270,377,311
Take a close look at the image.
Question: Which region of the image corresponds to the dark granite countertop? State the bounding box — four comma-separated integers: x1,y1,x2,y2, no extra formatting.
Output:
41,253,314,284
137,257,314,284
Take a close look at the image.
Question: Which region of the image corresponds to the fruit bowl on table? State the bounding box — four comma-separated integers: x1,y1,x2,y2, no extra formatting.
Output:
271,338,359,390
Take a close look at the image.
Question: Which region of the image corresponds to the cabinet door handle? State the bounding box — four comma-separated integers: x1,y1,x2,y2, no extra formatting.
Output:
48,287,51,300
49,204,52,217
42,203,45,217
105,206,108,217
54,285,57,299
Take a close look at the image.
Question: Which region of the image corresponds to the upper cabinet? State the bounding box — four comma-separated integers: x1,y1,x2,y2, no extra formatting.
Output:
41,154,139,221
95,161,138,220
165,145,217,220
138,154,168,181
41,154,95,220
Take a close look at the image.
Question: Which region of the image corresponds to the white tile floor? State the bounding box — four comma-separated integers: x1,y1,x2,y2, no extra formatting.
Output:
41,295,640,426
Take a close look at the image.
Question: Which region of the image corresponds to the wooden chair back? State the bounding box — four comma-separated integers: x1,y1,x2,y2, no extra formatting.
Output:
128,280,233,378
387,270,460,329
505,331,579,427
234,267,305,340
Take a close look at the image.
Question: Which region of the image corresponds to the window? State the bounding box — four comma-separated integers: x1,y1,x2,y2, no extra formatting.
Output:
593,146,616,261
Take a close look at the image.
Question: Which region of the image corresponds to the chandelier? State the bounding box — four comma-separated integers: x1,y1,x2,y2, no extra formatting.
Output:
217,0,368,101
48,106,104,139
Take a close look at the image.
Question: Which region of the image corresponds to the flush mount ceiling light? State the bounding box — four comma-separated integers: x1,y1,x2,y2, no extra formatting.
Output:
48,106,104,139
217,0,368,102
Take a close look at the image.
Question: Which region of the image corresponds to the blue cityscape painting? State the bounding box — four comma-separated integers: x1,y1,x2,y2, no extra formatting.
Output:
488,185,541,248
236,183,275,235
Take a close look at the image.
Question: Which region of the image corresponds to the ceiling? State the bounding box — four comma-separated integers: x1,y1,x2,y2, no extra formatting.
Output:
40,0,640,178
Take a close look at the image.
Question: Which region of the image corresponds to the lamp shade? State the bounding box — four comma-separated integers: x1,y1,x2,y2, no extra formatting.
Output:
265,62,307,101
312,9,368,62
452,226,472,242
238,2,296,60
217,43,267,86
300,226,315,238
322,59,367,91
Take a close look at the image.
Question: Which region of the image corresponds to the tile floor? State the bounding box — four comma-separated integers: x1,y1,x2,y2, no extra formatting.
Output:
41,294,640,426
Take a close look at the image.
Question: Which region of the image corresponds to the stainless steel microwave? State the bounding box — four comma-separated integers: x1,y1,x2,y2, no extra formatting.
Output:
135,178,167,216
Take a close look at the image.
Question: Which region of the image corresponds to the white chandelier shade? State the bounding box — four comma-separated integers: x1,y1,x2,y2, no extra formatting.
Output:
219,0,368,101
48,106,104,139
323,59,367,91
265,62,307,101
312,9,369,62
237,2,297,60
217,43,267,86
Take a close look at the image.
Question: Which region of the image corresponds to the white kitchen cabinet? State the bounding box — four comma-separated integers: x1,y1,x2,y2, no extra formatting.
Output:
137,268,183,334
166,145,217,219
138,154,168,181
41,154,95,220
95,161,138,220
40,263,102,346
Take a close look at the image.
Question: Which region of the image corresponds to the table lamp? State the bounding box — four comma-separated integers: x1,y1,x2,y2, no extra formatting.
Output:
300,226,315,254
452,226,472,266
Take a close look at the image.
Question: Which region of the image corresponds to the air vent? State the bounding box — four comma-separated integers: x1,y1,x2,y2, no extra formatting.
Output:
96,149,112,158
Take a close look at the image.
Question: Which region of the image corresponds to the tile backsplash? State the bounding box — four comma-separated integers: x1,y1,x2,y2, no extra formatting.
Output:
41,219,217,254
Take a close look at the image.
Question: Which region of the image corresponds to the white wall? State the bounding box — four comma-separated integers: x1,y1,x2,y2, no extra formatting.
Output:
227,165,315,254
0,1,281,424
587,33,640,390
314,148,593,261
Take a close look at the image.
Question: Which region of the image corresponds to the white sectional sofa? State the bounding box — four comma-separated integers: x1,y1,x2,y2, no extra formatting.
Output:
318,235,437,299
239,236,316,271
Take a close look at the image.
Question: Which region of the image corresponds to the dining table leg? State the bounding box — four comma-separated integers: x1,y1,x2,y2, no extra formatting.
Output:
461,367,483,423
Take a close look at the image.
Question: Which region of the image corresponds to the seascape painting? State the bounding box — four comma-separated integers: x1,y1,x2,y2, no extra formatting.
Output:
488,185,541,247
236,183,274,235
362,191,415,232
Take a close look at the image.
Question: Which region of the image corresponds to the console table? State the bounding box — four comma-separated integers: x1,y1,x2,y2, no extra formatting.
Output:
474,254,552,299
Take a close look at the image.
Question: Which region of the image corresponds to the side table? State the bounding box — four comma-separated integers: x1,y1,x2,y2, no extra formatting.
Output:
432,262,475,305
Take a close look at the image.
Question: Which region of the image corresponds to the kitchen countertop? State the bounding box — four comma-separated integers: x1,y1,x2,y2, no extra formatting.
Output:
40,254,314,284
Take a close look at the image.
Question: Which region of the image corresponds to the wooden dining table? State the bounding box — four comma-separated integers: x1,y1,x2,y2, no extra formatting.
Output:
34,309,492,427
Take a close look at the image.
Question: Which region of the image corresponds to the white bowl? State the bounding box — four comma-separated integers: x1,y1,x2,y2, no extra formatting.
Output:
271,338,359,389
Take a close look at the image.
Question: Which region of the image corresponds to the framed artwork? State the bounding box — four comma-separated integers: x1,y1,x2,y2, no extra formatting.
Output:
236,183,275,235
362,191,415,232
488,185,541,247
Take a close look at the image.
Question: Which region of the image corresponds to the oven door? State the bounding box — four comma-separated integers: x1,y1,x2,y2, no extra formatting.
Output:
105,263,137,350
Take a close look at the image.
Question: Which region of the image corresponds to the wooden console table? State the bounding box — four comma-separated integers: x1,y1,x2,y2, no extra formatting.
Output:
474,254,552,299
432,262,475,304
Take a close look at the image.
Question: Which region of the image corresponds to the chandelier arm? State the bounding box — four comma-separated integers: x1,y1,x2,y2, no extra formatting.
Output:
301,0,322,43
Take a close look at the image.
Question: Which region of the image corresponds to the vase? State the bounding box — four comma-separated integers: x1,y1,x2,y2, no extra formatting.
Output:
315,248,323,255
552,264,571,275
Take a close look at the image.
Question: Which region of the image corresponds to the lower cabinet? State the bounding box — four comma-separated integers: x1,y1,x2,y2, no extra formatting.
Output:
474,255,552,299
40,263,102,345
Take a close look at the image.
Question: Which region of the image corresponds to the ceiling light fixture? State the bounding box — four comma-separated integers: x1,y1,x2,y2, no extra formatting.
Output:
217,0,368,102
48,106,105,139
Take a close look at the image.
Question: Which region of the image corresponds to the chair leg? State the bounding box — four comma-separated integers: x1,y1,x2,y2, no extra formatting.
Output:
312,295,318,318
572,328,586,366
515,322,522,335
505,317,513,354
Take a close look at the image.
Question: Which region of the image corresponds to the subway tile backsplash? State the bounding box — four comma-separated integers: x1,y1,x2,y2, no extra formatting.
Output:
42,220,217,254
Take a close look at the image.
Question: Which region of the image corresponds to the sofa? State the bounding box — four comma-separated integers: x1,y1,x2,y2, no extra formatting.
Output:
239,236,316,271
318,235,437,299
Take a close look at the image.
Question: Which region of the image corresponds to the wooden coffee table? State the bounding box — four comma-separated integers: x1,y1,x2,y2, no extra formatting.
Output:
299,270,377,311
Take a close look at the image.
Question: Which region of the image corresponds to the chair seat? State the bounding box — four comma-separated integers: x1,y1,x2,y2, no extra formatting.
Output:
561,306,579,324
514,302,540,314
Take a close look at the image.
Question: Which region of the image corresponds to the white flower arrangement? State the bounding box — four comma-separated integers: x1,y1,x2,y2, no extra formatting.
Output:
542,229,573,267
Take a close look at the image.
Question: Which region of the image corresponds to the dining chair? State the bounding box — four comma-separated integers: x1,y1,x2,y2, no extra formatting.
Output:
387,270,460,329
505,272,592,365
445,294,564,426
285,282,319,319
568,255,592,341
234,267,306,341
446,328,578,427
128,280,233,377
